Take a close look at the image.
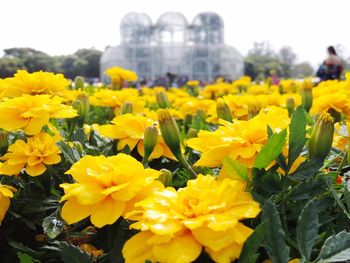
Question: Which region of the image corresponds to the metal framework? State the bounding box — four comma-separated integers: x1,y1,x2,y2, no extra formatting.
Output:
100,12,244,83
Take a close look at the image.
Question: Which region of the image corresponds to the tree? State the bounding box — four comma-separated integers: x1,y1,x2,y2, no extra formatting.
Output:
279,46,296,78
244,42,283,80
291,62,314,78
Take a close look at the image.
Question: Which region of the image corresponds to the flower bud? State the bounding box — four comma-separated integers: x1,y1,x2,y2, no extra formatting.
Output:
72,94,90,126
156,92,171,108
308,112,334,159
157,109,182,158
300,80,313,113
247,99,263,119
157,169,173,187
286,97,295,117
196,109,206,120
121,102,133,114
0,130,8,154
157,109,197,178
74,76,85,90
216,99,233,122
143,125,158,163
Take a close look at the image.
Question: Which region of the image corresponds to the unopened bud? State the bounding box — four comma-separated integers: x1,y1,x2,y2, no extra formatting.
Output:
286,97,295,117
248,99,263,119
121,102,133,114
143,125,158,163
157,109,182,158
157,169,173,187
300,80,313,113
72,94,89,126
196,109,206,120
157,109,197,178
308,112,334,159
156,92,171,108
74,76,85,90
216,99,233,122
0,130,8,154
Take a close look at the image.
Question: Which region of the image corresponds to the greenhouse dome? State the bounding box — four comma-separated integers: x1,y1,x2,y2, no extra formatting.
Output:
100,12,244,83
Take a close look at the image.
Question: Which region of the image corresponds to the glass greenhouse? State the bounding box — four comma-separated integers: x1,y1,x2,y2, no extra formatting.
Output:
100,12,244,84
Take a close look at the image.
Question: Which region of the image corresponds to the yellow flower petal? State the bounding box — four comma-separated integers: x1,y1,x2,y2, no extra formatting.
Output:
152,232,202,263
90,197,125,228
25,163,47,176
122,231,157,263
61,197,93,225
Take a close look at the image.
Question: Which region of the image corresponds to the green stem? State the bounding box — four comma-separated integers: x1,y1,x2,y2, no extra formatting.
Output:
281,173,289,235
176,154,197,179
326,177,350,220
336,151,348,175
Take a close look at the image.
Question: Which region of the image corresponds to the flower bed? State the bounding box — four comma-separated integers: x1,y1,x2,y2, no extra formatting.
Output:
0,68,350,262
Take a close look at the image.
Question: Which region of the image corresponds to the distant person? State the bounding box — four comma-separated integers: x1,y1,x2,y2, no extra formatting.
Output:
317,46,344,81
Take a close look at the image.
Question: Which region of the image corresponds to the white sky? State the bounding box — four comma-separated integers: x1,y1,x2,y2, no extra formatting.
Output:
0,0,349,68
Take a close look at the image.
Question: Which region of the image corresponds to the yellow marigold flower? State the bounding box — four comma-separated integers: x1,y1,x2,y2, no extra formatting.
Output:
123,174,260,263
60,154,162,228
311,92,350,118
187,80,199,86
187,106,290,167
105,67,138,84
0,132,61,176
0,184,16,225
0,95,77,135
5,70,70,97
333,122,349,151
89,89,145,114
96,114,174,160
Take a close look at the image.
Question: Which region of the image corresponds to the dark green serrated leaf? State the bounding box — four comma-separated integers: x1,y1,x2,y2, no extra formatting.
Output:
238,221,267,263
296,199,319,261
288,107,307,170
344,185,350,213
58,242,93,263
317,231,350,262
57,141,78,165
222,157,248,182
263,200,290,263
254,129,287,169
289,157,323,180
289,179,327,200
253,168,283,194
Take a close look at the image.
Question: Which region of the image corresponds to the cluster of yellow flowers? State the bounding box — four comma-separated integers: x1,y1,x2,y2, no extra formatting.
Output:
1,66,350,262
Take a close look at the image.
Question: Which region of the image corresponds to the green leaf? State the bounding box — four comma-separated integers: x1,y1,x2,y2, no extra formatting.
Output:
288,107,307,170
254,129,287,169
222,157,248,182
238,221,267,263
17,252,39,263
344,185,350,213
263,199,290,263
317,231,350,262
289,157,323,180
253,169,283,193
296,199,319,261
42,211,64,239
57,141,79,165
289,179,327,200
58,242,93,263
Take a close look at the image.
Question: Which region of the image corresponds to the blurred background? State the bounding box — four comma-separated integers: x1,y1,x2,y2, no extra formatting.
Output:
0,0,349,82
